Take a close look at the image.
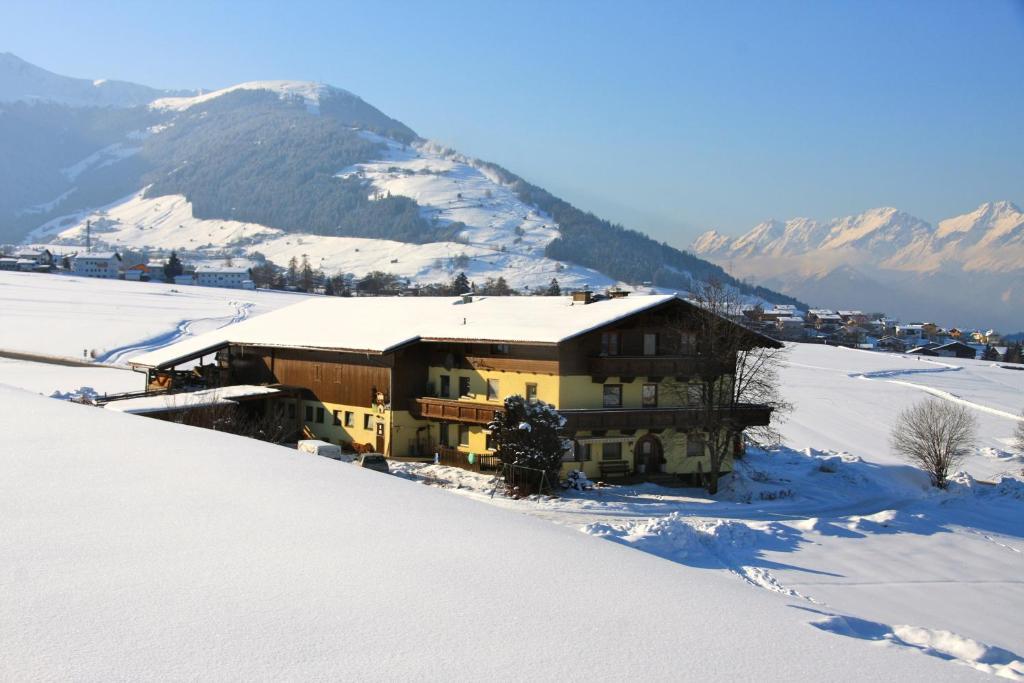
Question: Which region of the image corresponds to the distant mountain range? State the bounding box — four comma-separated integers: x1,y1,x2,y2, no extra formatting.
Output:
0,53,802,305
692,203,1024,329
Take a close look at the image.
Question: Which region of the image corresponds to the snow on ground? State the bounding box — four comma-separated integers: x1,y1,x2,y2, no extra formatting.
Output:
340,134,560,257
0,271,302,363
150,80,330,113
780,343,1024,481
1,385,975,680
30,189,616,291
393,448,1024,679
0,357,138,398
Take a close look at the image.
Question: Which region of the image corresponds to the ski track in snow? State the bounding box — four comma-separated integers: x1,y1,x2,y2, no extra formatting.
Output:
851,364,1024,422
95,301,252,365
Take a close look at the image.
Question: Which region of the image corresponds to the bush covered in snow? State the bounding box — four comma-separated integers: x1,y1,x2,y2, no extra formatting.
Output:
488,395,568,495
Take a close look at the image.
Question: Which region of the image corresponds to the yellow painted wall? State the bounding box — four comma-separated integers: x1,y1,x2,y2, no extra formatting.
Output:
559,428,732,479
426,366,561,407
300,399,386,451
559,375,695,409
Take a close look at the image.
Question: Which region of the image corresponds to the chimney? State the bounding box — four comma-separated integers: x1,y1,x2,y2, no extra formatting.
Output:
572,290,593,304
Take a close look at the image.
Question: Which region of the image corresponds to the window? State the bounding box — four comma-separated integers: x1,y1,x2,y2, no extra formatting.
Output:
458,424,470,446
680,331,697,355
363,414,372,430
643,333,658,356
601,442,622,460
316,407,325,424
525,383,538,403
687,384,702,406
458,376,471,397
439,422,450,446
565,441,592,462
439,375,451,398
602,384,622,408
344,411,355,428
490,343,510,355
687,436,706,458
642,383,658,408
332,410,341,426
486,378,500,401
485,431,495,451
600,331,620,356
304,405,313,422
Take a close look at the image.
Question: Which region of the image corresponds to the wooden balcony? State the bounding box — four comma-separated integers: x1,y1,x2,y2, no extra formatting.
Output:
410,397,501,425
587,355,724,381
560,403,772,432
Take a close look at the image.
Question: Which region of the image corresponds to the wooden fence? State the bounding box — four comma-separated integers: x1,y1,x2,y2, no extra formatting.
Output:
435,446,501,473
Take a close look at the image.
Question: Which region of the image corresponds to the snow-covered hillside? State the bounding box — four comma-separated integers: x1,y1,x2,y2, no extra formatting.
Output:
0,52,192,107
0,385,993,680
31,181,618,291
691,202,1024,329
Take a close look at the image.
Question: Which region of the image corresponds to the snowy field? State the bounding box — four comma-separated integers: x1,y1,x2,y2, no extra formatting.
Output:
0,271,302,364
780,344,1024,481
0,386,983,680
1,277,1022,678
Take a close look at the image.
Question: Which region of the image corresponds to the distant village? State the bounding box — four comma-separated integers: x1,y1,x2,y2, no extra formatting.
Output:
2,244,1020,364
742,304,1022,363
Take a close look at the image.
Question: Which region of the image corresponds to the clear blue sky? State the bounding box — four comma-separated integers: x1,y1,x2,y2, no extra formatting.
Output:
3,0,1023,247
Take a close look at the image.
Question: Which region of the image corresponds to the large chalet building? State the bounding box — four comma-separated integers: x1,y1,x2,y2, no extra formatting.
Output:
128,292,780,481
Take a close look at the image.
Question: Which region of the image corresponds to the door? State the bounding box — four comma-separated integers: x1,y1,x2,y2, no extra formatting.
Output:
635,434,663,472
376,422,385,452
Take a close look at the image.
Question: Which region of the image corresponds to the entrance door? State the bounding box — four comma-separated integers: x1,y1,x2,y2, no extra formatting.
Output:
635,434,663,472
376,422,385,453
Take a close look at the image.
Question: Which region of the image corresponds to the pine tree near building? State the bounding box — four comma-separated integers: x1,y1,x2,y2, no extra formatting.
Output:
165,251,183,283
488,396,568,495
546,278,561,296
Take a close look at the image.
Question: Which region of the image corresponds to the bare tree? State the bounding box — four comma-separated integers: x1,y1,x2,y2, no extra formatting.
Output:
891,399,977,489
669,279,791,494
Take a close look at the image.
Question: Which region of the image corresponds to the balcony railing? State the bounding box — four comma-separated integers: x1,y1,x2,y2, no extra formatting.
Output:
410,397,772,433
586,355,725,380
559,403,772,432
410,397,501,425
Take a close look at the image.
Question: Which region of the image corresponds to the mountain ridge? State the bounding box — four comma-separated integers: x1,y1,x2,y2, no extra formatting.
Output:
0,54,803,306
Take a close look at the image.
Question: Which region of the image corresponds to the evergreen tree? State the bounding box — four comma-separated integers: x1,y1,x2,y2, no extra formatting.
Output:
300,255,314,292
165,251,183,283
487,395,568,495
546,278,561,296
1004,342,1023,364
452,272,470,294
286,256,299,287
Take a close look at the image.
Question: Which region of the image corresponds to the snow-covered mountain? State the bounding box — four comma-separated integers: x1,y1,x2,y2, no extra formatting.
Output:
692,203,1024,328
0,52,193,107
0,54,801,305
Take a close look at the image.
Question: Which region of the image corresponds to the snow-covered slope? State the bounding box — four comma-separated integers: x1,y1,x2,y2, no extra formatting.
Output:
691,203,1024,328
0,384,985,680
0,52,193,107
0,271,304,363
32,183,618,292
151,80,331,113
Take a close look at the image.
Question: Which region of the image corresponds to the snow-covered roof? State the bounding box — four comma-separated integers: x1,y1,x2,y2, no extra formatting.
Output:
74,252,119,260
195,264,250,274
104,385,282,414
776,316,805,323
130,294,679,368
